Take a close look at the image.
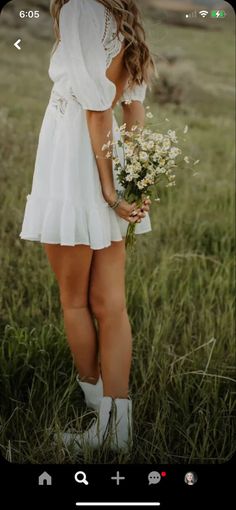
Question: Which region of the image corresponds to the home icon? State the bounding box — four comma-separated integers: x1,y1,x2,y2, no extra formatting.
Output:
38,472,52,486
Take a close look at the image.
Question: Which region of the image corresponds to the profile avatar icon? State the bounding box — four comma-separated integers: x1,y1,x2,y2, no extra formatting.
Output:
184,472,198,486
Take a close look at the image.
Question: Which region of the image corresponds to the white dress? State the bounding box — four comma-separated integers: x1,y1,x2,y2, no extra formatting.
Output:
19,0,152,249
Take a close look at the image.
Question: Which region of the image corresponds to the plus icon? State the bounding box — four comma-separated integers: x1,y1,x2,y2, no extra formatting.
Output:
111,471,125,485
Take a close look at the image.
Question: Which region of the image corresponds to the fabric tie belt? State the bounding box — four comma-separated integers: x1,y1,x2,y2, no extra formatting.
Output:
49,88,82,115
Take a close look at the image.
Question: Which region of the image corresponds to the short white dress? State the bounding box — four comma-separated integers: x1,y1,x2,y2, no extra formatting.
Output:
19,0,152,249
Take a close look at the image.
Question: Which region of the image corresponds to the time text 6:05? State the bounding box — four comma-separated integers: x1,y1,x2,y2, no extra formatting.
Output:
19,11,40,19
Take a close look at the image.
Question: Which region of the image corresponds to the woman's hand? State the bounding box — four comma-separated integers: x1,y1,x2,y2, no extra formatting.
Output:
114,198,142,223
114,196,152,224
104,189,152,223
132,196,151,223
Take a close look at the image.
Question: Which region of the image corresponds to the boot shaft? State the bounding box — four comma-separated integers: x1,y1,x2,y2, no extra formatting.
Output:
77,375,103,411
103,397,133,451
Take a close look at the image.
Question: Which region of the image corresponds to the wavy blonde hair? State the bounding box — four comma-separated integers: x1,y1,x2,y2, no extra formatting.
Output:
50,0,156,86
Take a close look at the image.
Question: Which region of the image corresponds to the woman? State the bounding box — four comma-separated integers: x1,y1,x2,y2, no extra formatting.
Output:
20,0,156,452
184,472,197,486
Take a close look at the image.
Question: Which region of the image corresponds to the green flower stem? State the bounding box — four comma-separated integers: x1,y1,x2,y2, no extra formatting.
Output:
125,223,137,250
125,197,143,251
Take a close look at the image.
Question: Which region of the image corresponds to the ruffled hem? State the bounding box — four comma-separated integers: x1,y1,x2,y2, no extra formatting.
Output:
19,194,152,250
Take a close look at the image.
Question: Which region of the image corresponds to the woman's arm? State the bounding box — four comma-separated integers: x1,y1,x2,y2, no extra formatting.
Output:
86,103,151,222
86,101,146,203
86,109,116,205
121,101,146,132
86,108,151,223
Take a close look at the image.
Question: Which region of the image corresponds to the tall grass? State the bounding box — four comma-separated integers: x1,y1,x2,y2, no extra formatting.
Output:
0,6,235,463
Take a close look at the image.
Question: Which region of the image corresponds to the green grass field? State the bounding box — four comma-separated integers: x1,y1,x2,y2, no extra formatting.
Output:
0,3,235,463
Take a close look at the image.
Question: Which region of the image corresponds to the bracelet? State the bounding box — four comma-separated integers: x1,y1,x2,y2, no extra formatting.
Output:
107,189,125,209
109,196,122,209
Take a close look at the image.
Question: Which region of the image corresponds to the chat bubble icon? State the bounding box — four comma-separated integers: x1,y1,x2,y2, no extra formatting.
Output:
148,471,161,485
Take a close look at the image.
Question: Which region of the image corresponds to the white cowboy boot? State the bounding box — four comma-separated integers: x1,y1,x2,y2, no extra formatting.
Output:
76,374,103,411
59,396,132,453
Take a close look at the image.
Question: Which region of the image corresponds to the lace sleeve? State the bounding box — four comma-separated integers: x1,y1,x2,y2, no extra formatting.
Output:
102,7,125,69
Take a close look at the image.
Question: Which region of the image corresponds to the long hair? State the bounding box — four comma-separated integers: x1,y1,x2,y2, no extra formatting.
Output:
50,0,156,86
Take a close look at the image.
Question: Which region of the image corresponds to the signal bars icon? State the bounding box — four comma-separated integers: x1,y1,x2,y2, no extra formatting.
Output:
185,11,197,18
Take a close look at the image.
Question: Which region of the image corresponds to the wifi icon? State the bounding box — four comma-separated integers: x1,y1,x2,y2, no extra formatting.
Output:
199,10,209,17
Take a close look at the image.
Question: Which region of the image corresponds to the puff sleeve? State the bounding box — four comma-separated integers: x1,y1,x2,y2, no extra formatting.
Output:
59,0,116,111
120,81,147,105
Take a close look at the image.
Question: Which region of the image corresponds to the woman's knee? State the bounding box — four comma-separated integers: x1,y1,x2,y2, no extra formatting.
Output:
89,291,126,320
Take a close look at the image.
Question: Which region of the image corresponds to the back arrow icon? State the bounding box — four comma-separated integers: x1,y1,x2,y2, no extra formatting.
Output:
14,39,21,50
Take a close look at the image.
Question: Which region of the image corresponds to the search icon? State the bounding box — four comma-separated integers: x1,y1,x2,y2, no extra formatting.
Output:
74,471,89,485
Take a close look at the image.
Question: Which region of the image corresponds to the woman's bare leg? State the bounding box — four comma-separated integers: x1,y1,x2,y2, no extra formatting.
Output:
89,240,132,398
43,243,99,383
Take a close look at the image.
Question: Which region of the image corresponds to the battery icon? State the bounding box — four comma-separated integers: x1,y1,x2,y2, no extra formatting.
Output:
211,10,225,17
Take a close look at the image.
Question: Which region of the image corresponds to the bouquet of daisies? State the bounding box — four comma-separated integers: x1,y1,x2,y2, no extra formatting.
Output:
102,112,195,250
